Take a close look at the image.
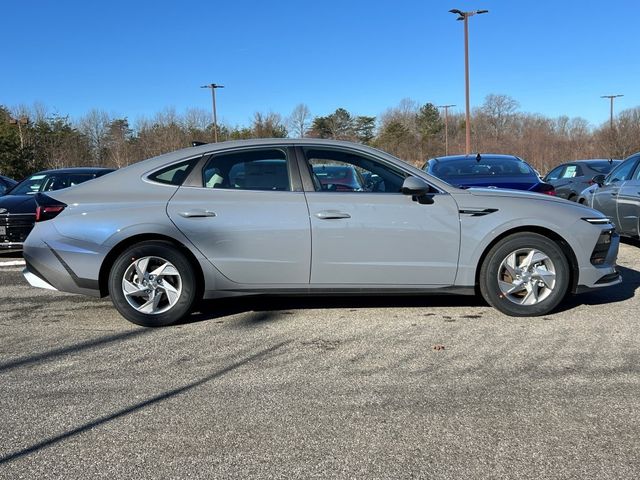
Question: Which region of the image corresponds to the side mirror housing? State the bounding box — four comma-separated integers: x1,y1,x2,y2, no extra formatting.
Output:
592,174,606,186
401,176,433,196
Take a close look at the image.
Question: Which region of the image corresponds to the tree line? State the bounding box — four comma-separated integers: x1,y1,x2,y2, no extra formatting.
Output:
2,94,640,179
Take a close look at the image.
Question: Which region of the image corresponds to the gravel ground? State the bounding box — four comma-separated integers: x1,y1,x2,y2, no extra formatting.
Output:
0,241,639,479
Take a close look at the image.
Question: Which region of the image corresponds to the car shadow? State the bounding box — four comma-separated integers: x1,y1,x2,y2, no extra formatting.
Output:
181,294,487,326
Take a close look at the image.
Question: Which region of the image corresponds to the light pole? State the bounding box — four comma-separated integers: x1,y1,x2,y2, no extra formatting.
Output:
201,83,224,142
437,104,456,155
8,116,29,149
449,8,488,155
600,94,623,130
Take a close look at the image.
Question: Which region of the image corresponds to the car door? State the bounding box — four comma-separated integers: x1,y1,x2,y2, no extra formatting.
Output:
167,146,311,285
592,157,639,229
298,146,460,285
616,155,640,236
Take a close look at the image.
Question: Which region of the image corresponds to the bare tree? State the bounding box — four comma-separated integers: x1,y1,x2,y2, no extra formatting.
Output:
287,103,311,138
78,109,112,165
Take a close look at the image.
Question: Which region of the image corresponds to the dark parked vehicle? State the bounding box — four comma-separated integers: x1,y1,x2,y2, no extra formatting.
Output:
0,175,17,196
0,167,114,251
543,159,621,201
576,153,640,238
312,164,366,191
423,154,555,195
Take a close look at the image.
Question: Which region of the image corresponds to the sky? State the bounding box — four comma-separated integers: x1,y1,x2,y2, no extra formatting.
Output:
2,0,638,129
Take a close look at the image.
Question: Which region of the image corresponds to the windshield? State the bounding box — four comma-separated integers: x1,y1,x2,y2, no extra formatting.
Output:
9,172,97,195
430,157,536,179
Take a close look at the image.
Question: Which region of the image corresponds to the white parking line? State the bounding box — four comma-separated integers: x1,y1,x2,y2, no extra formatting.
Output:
0,260,25,267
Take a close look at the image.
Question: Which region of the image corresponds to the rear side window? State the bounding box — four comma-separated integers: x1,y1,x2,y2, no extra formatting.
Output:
202,149,291,191
149,159,198,185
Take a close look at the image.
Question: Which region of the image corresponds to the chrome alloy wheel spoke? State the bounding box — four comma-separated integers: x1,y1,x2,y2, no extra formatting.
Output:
122,256,182,315
497,248,556,306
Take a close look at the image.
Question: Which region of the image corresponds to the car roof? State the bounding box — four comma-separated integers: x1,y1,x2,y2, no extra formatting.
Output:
559,159,621,165
28,167,115,175
429,153,521,162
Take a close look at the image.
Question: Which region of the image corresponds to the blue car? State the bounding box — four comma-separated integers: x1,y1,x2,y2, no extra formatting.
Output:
0,175,17,196
423,154,555,195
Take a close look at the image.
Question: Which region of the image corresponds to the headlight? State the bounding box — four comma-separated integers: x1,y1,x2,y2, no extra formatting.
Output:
582,217,612,225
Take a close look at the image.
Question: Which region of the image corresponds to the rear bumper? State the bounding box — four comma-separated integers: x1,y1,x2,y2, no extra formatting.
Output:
23,267,58,291
22,222,104,297
0,242,23,251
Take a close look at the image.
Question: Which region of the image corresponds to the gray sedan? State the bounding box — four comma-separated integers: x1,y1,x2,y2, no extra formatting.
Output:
577,152,640,238
22,139,621,327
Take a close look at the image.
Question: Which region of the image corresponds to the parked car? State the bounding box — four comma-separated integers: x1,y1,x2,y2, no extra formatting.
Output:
312,164,365,191
0,175,17,196
423,154,555,195
543,159,622,201
23,139,620,327
575,153,640,238
0,167,114,251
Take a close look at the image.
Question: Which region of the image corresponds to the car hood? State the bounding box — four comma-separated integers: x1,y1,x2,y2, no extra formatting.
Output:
0,194,37,214
463,187,564,201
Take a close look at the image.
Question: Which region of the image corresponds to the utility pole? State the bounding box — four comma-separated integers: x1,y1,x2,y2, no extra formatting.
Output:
201,83,224,142
449,9,488,155
600,94,623,130
437,104,456,155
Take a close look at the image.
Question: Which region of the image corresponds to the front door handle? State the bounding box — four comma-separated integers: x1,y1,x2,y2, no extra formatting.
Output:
315,210,351,220
179,210,217,218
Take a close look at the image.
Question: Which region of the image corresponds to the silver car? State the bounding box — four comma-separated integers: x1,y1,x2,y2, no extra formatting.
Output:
22,139,621,327
576,153,640,238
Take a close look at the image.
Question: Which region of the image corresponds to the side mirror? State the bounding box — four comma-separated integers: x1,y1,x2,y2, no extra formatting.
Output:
592,174,606,186
401,176,433,196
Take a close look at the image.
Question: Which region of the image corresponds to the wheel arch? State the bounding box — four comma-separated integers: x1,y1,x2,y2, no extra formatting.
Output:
474,226,579,294
98,234,205,300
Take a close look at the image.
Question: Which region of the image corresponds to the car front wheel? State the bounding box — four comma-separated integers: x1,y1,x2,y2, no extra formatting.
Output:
479,233,570,317
108,241,197,327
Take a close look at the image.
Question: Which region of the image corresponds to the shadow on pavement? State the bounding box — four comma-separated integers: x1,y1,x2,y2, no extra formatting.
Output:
183,293,486,325
0,341,290,465
0,329,151,374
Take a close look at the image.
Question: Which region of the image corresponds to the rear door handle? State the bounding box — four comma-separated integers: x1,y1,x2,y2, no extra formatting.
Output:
179,210,217,218
315,210,351,220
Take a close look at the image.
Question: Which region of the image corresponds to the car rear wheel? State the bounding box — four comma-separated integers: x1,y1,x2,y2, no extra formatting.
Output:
108,241,196,327
479,233,570,317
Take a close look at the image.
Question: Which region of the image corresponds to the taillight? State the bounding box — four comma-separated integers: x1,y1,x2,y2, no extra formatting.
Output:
34,193,67,222
532,183,556,195
35,205,66,222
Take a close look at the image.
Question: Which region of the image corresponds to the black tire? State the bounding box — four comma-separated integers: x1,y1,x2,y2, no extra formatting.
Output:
479,232,570,317
108,241,197,327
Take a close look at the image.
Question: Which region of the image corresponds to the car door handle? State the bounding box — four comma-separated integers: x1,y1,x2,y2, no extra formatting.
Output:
315,210,351,220
179,210,217,218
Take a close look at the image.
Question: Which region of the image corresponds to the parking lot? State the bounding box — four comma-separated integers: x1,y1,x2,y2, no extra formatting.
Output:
0,242,639,479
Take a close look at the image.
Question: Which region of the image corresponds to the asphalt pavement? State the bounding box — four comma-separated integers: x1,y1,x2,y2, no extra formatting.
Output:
1,242,639,479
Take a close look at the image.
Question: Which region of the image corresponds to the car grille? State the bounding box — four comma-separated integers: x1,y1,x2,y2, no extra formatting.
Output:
0,214,36,244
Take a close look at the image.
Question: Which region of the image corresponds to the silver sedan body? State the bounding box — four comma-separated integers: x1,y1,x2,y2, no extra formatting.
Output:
22,139,621,326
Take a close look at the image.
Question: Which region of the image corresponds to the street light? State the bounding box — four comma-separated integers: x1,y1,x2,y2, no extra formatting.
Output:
600,94,623,130
8,116,29,149
449,8,488,155
201,83,225,142
437,104,456,155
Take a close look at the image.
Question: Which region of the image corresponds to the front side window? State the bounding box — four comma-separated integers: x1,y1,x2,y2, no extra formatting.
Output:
304,148,405,193
605,158,638,184
203,149,291,191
